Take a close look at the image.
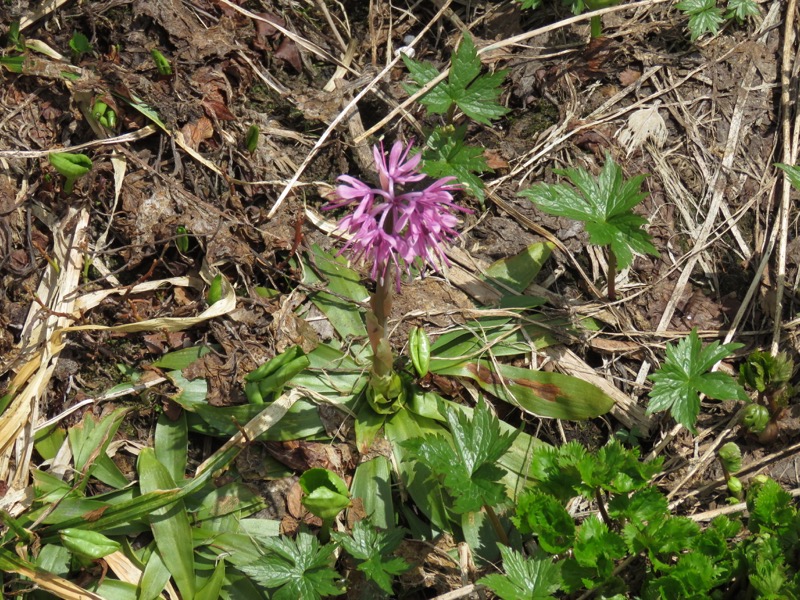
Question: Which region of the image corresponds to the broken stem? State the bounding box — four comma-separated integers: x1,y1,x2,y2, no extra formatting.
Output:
590,15,603,38
606,249,617,301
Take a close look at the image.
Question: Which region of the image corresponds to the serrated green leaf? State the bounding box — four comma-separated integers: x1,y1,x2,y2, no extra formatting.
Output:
726,0,759,21
402,398,517,514
607,486,668,526
420,124,489,200
403,33,509,126
513,491,575,553
647,329,745,433
573,516,626,575
240,532,344,599
478,545,562,599
677,0,725,40
520,154,657,270
331,521,409,594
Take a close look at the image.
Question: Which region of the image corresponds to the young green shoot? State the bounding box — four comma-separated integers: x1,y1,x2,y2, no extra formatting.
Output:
48,152,92,194
298,468,351,542
519,153,658,300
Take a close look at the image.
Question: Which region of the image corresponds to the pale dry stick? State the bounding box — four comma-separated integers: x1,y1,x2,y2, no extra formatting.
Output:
18,0,70,30
430,584,478,600
689,488,800,523
314,0,349,53
0,126,157,159
267,0,455,219
771,0,799,355
355,0,674,145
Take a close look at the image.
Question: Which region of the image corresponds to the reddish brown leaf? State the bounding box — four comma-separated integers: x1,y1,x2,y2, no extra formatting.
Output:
274,37,302,72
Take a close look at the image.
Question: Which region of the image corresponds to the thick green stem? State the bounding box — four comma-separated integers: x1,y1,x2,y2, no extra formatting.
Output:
607,249,617,301
484,504,510,547
590,15,603,38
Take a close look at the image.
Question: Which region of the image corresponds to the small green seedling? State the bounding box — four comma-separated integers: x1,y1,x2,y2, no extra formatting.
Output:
299,468,351,541
718,442,743,500
725,0,759,23
91,99,117,129
175,226,190,253
245,124,259,153
48,152,92,194
8,21,24,52
676,0,725,40
646,329,746,433
151,49,173,75
519,153,658,300
738,350,794,443
69,31,91,62
331,521,410,596
402,33,505,202
206,273,224,305
478,545,563,600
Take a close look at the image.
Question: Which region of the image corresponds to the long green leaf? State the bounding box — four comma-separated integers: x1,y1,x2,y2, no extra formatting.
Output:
138,448,196,600
155,411,188,483
303,244,368,340
350,456,394,529
483,241,554,294
385,410,450,531
435,360,614,420
138,548,171,600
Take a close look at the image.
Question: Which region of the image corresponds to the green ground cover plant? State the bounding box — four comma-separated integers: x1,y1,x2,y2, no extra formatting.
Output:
2,9,798,600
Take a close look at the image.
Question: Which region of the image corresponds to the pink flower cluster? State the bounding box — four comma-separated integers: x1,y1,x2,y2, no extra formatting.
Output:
324,141,470,289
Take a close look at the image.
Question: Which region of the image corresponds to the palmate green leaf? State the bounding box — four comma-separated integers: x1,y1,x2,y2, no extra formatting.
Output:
402,33,509,125
726,0,759,22
647,329,745,433
478,545,562,600
332,521,409,594
519,154,658,270
402,398,518,514
241,532,344,600
676,0,725,40
420,124,490,200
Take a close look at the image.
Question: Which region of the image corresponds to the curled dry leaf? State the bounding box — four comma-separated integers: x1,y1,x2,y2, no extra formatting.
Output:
616,105,668,156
